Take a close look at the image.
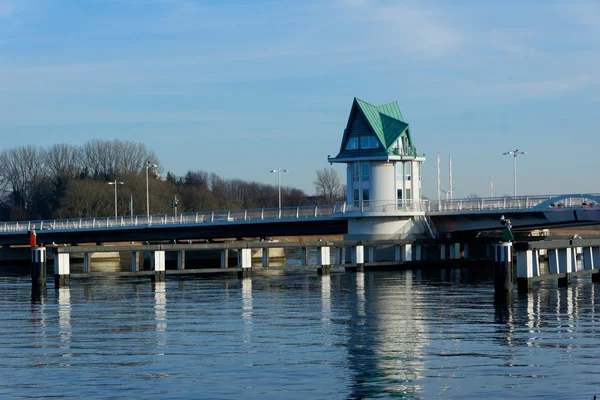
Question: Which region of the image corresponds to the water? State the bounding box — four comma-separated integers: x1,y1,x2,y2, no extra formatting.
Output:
1,268,599,399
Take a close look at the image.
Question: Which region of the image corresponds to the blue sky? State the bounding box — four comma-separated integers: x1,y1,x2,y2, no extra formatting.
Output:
1,0,599,198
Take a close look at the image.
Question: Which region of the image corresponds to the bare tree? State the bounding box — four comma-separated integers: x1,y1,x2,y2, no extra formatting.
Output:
46,143,82,181
82,139,158,179
314,167,342,203
0,145,47,211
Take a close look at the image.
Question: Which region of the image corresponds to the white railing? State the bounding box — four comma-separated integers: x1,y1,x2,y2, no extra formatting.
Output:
0,204,337,234
1,193,598,235
427,193,600,213
333,199,430,214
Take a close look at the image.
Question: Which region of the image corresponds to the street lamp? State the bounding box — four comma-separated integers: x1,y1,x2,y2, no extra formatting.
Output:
270,168,289,209
146,161,158,220
107,180,124,218
502,149,526,197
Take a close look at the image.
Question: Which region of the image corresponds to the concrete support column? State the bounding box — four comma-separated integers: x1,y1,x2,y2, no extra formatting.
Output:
592,247,600,282
301,247,309,266
348,245,364,272
131,251,138,272
394,245,402,262
494,242,513,292
177,250,185,270
402,244,412,262
31,247,47,286
548,249,560,275
83,252,91,273
532,249,541,277
414,244,422,261
55,252,70,288
516,249,534,293
558,248,573,286
334,247,343,265
262,248,269,268
367,246,376,263
152,251,166,282
238,248,252,278
221,249,229,268
449,243,460,260
583,247,595,271
317,246,331,275
463,243,469,259
440,244,447,260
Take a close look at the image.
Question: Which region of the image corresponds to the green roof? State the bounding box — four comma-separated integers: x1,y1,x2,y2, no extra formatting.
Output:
334,98,415,159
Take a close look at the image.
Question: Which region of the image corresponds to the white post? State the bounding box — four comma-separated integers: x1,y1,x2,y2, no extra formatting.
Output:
177,250,185,270
262,248,269,268
354,245,364,266
153,251,166,272
132,251,138,272
548,249,560,274
239,248,252,269
558,248,573,274
414,244,422,261
402,244,412,262
317,247,331,266
83,253,91,273
221,249,229,268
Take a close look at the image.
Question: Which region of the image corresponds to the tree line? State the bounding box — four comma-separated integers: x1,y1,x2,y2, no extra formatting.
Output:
0,140,346,221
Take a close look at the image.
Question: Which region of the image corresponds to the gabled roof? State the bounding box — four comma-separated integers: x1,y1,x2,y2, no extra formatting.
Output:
335,98,414,158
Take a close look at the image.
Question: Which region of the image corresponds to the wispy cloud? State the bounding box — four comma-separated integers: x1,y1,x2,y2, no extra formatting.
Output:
337,0,464,58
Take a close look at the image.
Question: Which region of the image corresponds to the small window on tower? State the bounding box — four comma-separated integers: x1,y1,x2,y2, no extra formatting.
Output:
345,138,359,150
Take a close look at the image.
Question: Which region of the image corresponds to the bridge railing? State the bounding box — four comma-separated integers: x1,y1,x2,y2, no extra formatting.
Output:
427,194,600,213
0,204,338,234
333,199,430,214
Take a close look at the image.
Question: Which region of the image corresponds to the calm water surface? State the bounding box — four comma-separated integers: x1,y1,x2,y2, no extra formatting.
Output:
1,267,599,399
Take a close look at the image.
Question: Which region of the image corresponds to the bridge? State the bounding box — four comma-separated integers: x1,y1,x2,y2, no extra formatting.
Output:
1,193,599,246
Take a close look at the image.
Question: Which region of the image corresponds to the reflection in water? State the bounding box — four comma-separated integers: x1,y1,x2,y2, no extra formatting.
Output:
154,282,167,349
242,278,252,343
347,271,426,399
321,275,331,343
58,287,72,362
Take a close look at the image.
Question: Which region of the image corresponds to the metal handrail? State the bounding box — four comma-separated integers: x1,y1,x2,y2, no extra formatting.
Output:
1,193,599,234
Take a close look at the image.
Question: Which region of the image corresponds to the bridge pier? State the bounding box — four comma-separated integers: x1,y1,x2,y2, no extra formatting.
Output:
449,243,460,260
516,249,536,293
347,245,364,272
55,252,70,288
494,242,513,292
131,251,139,272
334,247,343,264
151,251,166,282
402,244,412,262
317,246,331,275
367,246,376,263
220,249,229,268
300,247,309,266
414,244,422,261
177,250,186,270
440,244,447,260
557,248,573,286
238,248,252,278
83,252,91,273
262,248,269,268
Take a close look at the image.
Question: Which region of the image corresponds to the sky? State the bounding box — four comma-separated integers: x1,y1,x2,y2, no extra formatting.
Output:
0,0,599,198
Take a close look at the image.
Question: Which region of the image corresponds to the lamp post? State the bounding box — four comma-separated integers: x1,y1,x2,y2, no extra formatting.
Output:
107,180,124,218
502,149,526,197
270,168,289,209
146,161,158,220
